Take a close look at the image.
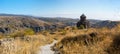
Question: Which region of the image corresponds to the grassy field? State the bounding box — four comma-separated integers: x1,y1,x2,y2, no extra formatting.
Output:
0,29,55,54
0,25,120,54
52,25,120,54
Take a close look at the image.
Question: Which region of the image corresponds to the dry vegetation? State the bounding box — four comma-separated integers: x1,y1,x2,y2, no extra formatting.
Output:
0,28,55,54
0,25,120,54
52,25,120,54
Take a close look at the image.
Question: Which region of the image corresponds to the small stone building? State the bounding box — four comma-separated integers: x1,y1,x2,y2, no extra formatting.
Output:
76,14,90,29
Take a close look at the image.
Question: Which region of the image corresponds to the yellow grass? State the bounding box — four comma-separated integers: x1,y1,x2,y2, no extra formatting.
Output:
0,25,120,54
0,33,54,54
52,25,120,54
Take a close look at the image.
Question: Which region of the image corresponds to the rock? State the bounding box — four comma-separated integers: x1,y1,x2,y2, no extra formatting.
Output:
0,28,5,33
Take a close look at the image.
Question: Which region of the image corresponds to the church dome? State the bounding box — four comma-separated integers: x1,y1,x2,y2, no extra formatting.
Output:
80,14,86,18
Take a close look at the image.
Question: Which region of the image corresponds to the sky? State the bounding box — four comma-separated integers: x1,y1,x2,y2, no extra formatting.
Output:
0,0,120,20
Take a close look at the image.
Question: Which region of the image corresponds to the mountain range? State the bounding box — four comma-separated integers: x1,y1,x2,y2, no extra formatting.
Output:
0,14,119,33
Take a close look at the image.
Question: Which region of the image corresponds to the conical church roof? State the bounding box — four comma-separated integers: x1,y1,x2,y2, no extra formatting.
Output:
80,14,86,18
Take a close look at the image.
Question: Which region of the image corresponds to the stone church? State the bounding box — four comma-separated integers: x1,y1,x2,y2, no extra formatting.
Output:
76,14,90,29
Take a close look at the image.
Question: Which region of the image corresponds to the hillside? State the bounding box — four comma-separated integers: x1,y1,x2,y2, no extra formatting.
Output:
0,14,120,54
0,24,120,54
51,25,120,54
0,14,120,34
0,14,97,33
92,20,120,28
0,16,51,33
38,17,120,28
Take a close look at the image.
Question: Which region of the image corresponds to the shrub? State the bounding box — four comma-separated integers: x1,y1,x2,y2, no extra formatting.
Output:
24,28,35,35
9,31,25,38
71,26,77,30
60,30,67,35
9,28,35,38
78,25,85,29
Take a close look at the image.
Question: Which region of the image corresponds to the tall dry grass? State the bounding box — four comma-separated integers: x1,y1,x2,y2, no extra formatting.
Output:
0,25,120,54
52,25,120,54
0,29,54,54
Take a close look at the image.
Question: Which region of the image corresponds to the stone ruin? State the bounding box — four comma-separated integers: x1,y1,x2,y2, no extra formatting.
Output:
76,14,90,29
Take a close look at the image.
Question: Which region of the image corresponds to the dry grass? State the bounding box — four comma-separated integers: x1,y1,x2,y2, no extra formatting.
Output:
0,25,120,54
0,34,54,54
0,29,54,54
52,25,120,54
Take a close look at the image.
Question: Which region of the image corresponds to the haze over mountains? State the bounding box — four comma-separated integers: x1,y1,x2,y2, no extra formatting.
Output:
0,14,119,33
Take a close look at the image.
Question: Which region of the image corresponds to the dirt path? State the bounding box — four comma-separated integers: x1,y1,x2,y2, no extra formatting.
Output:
38,40,57,54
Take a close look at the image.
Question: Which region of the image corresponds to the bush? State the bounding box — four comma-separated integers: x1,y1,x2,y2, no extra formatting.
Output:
9,31,25,38
60,30,67,35
9,28,35,38
24,28,35,35
78,25,85,29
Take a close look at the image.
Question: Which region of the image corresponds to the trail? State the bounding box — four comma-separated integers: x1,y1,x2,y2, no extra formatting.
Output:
38,40,57,54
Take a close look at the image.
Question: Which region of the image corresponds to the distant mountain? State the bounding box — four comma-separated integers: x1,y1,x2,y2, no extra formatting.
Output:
38,17,102,26
0,14,78,33
92,20,120,28
88,19,102,25
38,17,120,28
0,13,101,25
0,15,53,33
38,17,78,26
0,13,34,17
0,14,119,33
38,17,78,23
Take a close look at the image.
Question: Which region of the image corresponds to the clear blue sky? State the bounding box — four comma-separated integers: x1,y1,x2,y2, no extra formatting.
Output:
0,0,120,20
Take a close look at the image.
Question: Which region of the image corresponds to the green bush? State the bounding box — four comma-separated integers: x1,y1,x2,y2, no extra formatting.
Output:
24,28,35,35
9,28,35,38
78,25,85,29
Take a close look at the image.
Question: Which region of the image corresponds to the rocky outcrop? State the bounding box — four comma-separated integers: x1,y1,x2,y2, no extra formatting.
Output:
0,27,11,33
31,25,57,32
